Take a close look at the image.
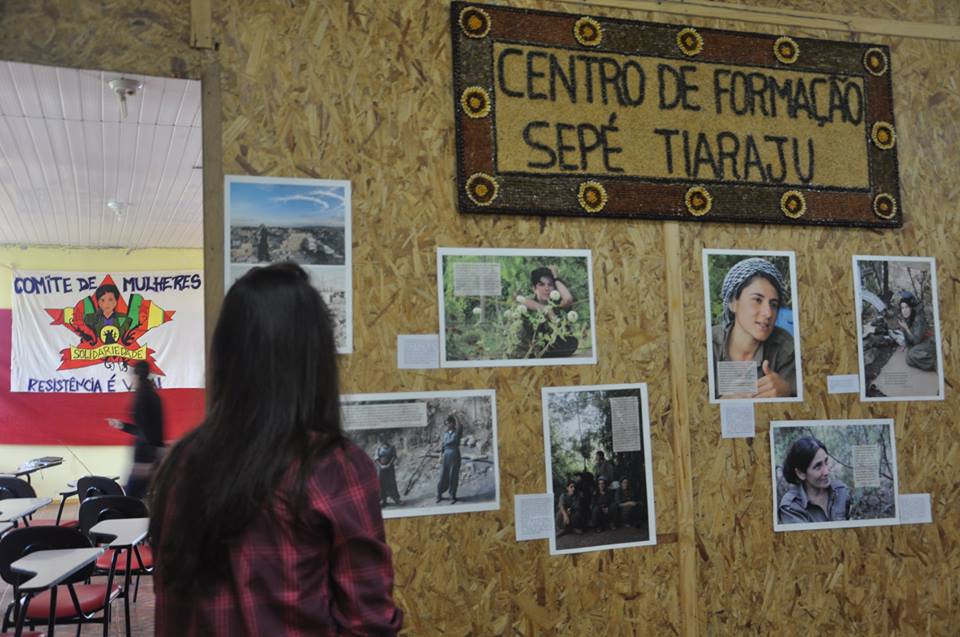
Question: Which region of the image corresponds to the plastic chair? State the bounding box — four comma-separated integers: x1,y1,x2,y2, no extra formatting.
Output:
0,477,33,500
76,476,124,502
0,477,79,529
79,496,153,603
56,474,123,526
78,496,147,532
0,526,120,637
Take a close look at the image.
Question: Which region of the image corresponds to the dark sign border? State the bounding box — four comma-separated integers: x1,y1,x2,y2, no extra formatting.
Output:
451,1,902,228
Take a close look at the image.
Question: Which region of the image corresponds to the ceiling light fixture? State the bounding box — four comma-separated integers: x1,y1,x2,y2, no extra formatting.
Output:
106,200,126,218
108,78,143,120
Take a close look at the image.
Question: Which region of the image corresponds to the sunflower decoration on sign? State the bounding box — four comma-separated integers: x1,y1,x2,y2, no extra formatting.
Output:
863,47,888,76
578,181,608,214
459,6,491,39
684,185,712,217
871,121,896,150
460,87,491,119
873,193,897,220
676,27,704,57
466,173,499,206
573,16,603,47
780,190,807,220
773,36,800,65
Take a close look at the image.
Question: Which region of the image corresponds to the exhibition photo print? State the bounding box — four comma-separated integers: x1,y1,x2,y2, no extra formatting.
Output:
438,247,597,368
702,248,803,403
225,175,353,352
340,390,500,519
542,383,656,555
770,419,900,532
854,256,944,402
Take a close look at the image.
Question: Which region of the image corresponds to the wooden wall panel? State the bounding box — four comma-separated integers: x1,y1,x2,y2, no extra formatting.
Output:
0,0,201,79
1,0,956,634
732,0,960,26
675,17,960,636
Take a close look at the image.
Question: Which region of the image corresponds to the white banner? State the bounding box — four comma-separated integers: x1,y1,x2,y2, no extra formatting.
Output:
11,270,205,393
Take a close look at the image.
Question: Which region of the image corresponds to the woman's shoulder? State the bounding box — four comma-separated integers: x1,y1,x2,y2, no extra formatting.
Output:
710,323,728,348
778,483,803,507
307,438,377,486
830,479,850,494
336,437,375,468
146,388,163,406
296,438,382,523
768,326,795,350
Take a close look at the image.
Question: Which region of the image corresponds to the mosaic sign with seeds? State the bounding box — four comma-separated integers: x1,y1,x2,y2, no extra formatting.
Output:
452,2,902,227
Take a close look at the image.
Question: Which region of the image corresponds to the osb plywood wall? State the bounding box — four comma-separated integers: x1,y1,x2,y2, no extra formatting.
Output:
1,0,957,634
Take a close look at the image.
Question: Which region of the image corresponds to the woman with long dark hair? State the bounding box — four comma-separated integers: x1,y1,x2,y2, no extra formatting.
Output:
107,360,164,499
150,263,402,635
778,436,850,524
896,291,936,371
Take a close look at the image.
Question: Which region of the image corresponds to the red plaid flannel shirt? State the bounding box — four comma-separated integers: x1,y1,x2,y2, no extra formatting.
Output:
155,439,402,636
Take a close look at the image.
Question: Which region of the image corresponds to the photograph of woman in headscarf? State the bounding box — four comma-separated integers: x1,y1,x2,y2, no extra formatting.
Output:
703,250,802,402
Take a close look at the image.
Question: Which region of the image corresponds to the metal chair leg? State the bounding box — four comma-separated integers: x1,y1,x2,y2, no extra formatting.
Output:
55,497,69,525
123,547,133,637
101,598,110,637
45,586,56,637
12,591,29,637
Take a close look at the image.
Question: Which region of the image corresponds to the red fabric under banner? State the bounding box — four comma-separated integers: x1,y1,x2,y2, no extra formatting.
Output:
0,310,204,445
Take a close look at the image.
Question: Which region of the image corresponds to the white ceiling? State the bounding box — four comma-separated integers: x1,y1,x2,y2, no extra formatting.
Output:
0,61,203,249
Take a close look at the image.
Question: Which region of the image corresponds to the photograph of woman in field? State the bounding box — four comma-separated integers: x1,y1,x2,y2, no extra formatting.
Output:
438,248,596,368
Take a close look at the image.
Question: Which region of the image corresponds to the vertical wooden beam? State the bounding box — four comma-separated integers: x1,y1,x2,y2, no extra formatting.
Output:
664,221,698,637
201,60,223,362
191,0,213,49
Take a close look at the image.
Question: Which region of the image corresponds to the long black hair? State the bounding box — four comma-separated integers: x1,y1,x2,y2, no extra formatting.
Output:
131,360,160,441
150,262,343,592
132,360,154,398
899,292,921,327
782,436,827,485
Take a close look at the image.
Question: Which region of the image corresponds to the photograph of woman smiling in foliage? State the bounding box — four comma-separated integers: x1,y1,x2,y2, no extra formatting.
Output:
517,265,579,358
438,248,596,368
703,250,803,403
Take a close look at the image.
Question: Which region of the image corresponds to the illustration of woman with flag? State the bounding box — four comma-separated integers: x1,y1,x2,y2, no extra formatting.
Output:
81,283,133,345
49,274,176,373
